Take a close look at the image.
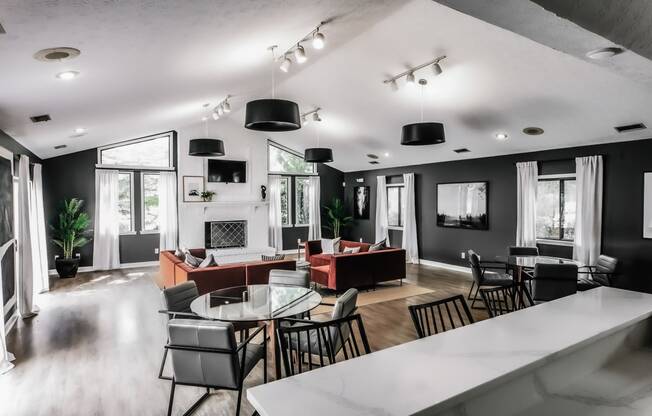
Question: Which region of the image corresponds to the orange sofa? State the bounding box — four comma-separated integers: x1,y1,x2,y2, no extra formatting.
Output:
160,249,296,295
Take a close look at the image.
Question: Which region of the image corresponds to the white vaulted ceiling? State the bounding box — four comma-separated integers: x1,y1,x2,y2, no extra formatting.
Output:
1,0,652,171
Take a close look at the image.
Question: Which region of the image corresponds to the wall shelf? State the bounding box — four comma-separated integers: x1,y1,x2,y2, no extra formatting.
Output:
182,200,269,212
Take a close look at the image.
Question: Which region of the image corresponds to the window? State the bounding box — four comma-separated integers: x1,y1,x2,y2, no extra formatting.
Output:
141,173,160,232
118,172,134,233
387,185,404,228
536,177,576,241
268,142,315,174
99,133,173,168
280,177,290,226
295,177,310,226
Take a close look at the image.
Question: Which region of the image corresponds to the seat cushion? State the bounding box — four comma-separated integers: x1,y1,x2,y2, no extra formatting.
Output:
483,271,513,286
310,253,332,267
311,265,330,286
578,278,602,291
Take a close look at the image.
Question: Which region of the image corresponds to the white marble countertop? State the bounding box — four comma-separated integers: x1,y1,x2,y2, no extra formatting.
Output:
248,287,652,416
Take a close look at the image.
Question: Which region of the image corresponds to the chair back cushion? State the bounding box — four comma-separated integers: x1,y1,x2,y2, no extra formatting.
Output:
269,269,310,288
532,263,578,302
331,288,358,320
162,281,199,314
467,250,483,284
320,237,341,254
167,319,240,388
509,246,539,256
593,255,618,286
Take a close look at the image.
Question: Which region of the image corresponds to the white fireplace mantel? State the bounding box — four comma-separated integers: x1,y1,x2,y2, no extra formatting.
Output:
183,200,269,213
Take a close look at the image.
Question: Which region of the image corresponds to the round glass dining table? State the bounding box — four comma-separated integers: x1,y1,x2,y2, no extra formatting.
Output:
190,284,322,323
498,255,584,269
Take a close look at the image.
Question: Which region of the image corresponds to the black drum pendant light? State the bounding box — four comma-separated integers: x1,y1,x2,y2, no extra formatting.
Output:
245,46,301,132
189,115,226,156
303,109,333,163
400,79,446,146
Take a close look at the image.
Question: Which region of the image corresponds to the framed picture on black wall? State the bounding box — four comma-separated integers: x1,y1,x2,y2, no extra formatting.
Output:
353,186,370,219
436,181,488,230
643,172,652,238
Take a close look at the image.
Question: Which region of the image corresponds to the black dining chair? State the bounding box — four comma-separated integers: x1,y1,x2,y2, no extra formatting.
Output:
480,284,534,318
508,246,539,256
467,250,513,308
409,294,474,338
578,255,619,291
530,263,578,302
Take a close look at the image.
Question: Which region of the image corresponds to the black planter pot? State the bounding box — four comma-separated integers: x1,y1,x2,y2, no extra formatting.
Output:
55,257,80,278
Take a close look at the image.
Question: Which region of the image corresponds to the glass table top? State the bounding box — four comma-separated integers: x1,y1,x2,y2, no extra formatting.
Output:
190,284,322,322
496,255,584,269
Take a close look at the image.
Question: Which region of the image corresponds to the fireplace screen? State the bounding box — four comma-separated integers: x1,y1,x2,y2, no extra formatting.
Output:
205,220,247,249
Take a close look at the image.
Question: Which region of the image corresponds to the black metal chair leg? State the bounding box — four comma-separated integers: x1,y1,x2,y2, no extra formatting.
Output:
167,379,176,416
263,337,268,383
467,281,476,300
182,392,211,416
470,284,483,309
158,347,171,380
236,386,243,416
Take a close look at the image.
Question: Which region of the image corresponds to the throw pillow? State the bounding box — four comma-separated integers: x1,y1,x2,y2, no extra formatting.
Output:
342,246,361,254
368,239,387,252
320,237,342,254
198,253,218,268
261,254,285,262
183,250,203,268
174,247,186,261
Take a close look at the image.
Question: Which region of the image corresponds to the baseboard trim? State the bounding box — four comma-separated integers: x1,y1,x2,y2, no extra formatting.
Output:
48,261,159,275
419,259,472,275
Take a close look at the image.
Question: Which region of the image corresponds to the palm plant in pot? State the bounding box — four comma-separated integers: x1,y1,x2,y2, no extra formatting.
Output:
51,198,91,278
323,197,353,238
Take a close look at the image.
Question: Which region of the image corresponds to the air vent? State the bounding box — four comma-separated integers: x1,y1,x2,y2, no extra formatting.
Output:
54,144,67,150
614,123,646,133
366,153,379,159
454,148,470,153
369,161,379,165
523,127,544,135
30,114,51,123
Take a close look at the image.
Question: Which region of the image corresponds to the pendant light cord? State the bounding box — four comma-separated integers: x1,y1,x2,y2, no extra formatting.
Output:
270,46,277,99
420,83,424,122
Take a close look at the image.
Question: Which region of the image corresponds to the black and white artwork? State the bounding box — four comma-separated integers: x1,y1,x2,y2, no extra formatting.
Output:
0,146,14,309
183,176,204,202
353,186,370,219
643,172,652,238
437,182,488,229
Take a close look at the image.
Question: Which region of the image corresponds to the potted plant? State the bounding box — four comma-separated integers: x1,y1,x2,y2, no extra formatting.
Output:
51,198,91,278
323,197,353,238
200,190,216,202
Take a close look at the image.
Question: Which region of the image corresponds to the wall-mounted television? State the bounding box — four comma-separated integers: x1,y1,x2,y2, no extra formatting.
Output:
207,159,247,183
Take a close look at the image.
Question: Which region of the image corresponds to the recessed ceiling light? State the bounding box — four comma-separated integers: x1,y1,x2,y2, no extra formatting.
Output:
586,47,625,60
523,127,544,135
73,127,86,134
495,132,508,141
34,47,81,62
56,71,79,80
383,152,390,157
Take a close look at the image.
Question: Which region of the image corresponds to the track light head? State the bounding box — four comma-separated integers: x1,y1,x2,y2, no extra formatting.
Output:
295,44,307,63
201,116,209,122
212,112,220,120
223,101,231,113
312,31,325,49
406,72,416,86
312,112,321,122
432,62,443,76
302,115,309,125
217,105,224,116
389,79,398,92
279,56,292,72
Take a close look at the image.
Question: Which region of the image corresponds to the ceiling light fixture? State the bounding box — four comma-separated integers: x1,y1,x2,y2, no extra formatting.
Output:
304,106,333,163
384,55,446,90
56,70,79,80
495,132,508,141
586,46,625,60
401,79,445,146
73,127,86,134
212,95,232,120
245,46,301,131
190,112,225,156
276,21,327,72
301,108,322,123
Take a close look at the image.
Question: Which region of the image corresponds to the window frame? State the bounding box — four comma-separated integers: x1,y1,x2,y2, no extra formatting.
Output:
97,132,175,170
140,172,161,234
118,171,136,235
267,140,317,176
386,183,405,230
536,173,576,244
294,176,311,227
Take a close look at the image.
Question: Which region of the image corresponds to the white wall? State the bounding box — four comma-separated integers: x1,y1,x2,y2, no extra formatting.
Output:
176,119,269,249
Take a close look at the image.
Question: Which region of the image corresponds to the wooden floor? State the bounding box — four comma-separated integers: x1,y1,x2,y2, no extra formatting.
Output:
0,263,487,415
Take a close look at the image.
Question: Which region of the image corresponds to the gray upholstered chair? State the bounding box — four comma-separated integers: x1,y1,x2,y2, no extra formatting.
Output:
509,246,539,256
578,255,619,291
159,281,202,379
531,263,578,302
166,319,266,416
269,269,310,288
467,250,513,308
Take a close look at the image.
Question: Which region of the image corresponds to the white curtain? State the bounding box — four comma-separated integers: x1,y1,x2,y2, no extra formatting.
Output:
158,171,178,251
375,176,390,245
17,155,38,318
516,161,538,247
30,164,48,293
268,176,283,251
0,240,16,375
93,169,121,270
401,173,419,264
308,176,321,240
574,156,603,265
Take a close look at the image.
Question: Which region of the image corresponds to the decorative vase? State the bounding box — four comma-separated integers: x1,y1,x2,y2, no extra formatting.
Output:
55,257,80,278
261,185,267,201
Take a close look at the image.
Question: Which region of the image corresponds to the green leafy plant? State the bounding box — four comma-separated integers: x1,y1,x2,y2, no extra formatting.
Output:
323,197,353,238
200,191,216,202
50,198,91,259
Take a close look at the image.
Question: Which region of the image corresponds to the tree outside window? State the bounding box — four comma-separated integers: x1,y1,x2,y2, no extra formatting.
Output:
536,178,576,240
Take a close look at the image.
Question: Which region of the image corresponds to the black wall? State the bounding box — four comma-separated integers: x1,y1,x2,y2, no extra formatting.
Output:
281,163,344,250
343,138,652,293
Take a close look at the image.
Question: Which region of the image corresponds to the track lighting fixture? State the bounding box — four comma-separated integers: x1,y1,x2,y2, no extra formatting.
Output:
212,112,220,120
383,55,447,90
301,107,322,124
212,95,232,120
276,21,327,72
